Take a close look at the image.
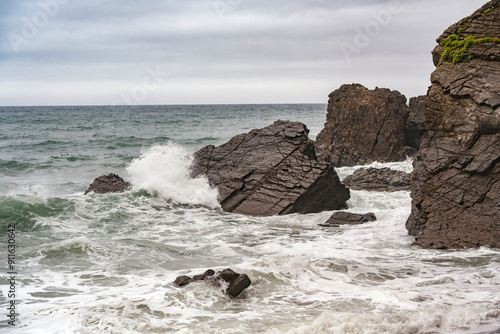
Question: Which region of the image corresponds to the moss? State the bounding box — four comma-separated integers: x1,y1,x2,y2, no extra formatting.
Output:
483,7,494,16
439,34,500,65
458,25,464,34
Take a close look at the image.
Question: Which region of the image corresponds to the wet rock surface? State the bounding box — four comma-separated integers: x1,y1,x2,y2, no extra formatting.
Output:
319,212,377,227
314,84,413,167
343,167,412,192
191,120,350,216
174,269,251,298
84,173,132,195
407,1,500,249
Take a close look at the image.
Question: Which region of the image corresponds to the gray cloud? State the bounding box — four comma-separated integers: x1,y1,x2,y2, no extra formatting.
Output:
0,0,486,105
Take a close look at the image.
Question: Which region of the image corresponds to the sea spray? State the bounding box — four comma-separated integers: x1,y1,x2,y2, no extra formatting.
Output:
126,142,220,208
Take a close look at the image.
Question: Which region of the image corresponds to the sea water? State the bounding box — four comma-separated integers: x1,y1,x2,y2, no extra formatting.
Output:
0,105,498,334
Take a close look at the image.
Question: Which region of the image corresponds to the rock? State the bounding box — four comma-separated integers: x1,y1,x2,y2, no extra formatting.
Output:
319,212,376,227
174,275,192,287
83,173,132,195
405,96,426,150
343,167,412,192
407,1,500,249
314,84,413,167
191,120,350,216
174,268,251,298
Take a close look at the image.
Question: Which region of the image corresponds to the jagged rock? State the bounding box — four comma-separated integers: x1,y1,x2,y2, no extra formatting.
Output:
407,1,500,249
191,120,350,216
319,212,376,227
343,167,412,192
84,173,132,195
314,84,414,167
174,268,251,298
405,96,427,150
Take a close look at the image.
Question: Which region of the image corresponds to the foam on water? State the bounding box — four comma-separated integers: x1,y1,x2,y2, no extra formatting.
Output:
126,142,220,209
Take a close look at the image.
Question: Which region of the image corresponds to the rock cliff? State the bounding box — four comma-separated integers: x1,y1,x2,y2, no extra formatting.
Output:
191,120,350,216
407,0,500,249
315,84,413,167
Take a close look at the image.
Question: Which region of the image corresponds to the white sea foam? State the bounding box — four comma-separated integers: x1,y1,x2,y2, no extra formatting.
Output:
126,142,220,208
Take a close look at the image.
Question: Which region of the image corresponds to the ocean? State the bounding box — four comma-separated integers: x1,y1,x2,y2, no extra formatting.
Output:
0,104,499,334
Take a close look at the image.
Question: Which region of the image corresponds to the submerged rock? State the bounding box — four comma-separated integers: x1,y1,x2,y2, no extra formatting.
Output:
319,212,377,227
84,173,132,195
315,84,413,167
191,120,350,216
407,1,500,249
174,268,251,298
343,167,412,192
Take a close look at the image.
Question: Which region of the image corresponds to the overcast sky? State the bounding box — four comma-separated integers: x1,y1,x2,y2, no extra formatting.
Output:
0,0,485,106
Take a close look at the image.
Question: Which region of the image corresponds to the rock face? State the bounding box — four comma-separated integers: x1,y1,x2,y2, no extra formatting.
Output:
191,120,350,216
405,95,427,150
174,268,251,298
314,84,413,167
407,1,500,249
319,212,377,227
84,173,132,195
343,167,412,192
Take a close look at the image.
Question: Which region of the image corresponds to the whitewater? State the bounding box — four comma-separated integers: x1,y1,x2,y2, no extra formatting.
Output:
0,105,499,334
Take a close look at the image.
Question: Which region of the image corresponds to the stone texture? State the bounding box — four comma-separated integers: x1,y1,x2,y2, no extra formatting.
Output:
84,173,132,195
407,1,500,249
314,84,413,167
174,268,251,298
319,212,377,227
191,120,350,216
405,95,427,150
343,167,412,192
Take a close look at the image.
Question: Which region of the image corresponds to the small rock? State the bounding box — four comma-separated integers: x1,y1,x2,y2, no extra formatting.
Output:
84,173,132,195
343,167,412,192
174,275,192,287
319,212,377,227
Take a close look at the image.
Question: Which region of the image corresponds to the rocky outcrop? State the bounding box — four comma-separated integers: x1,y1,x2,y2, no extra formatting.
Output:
319,212,376,227
405,96,427,150
191,120,350,216
343,167,412,192
84,173,131,195
407,1,500,249
174,268,251,298
314,84,413,167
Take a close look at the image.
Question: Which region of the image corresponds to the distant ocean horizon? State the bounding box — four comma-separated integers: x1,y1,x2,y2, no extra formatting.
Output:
1,104,499,333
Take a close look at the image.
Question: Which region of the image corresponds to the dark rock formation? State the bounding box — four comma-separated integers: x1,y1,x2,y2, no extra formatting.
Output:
407,1,500,249
191,120,350,216
84,173,132,195
174,268,251,298
343,167,412,192
314,84,413,167
405,96,427,150
319,212,377,227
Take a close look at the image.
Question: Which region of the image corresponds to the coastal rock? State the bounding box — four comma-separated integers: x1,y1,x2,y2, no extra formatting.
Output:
405,95,427,150
314,84,413,167
191,120,350,216
407,1,500,249
174,268,251,298
319,212,377,227
83,173,132,195
343,167,412,192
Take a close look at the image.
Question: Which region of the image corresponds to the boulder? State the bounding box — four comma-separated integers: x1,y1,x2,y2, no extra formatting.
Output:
407,1,500,249
405,95,427,150
319,212,377,227
314,84,413,167
343,167,412,192
174,268,251,298
191,120,350,216
84,173,132,195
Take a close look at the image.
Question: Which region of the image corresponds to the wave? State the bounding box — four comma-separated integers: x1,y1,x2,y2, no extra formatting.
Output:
126,142,220,208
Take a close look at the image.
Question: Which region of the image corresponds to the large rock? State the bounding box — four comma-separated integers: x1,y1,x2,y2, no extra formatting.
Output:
191,120,350,216
405,95,427,150
407,1,500,249
314,84,413,167
84,173,132,195
343,167,412,192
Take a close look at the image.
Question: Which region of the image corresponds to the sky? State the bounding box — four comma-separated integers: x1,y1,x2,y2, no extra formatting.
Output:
0,0,486,106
